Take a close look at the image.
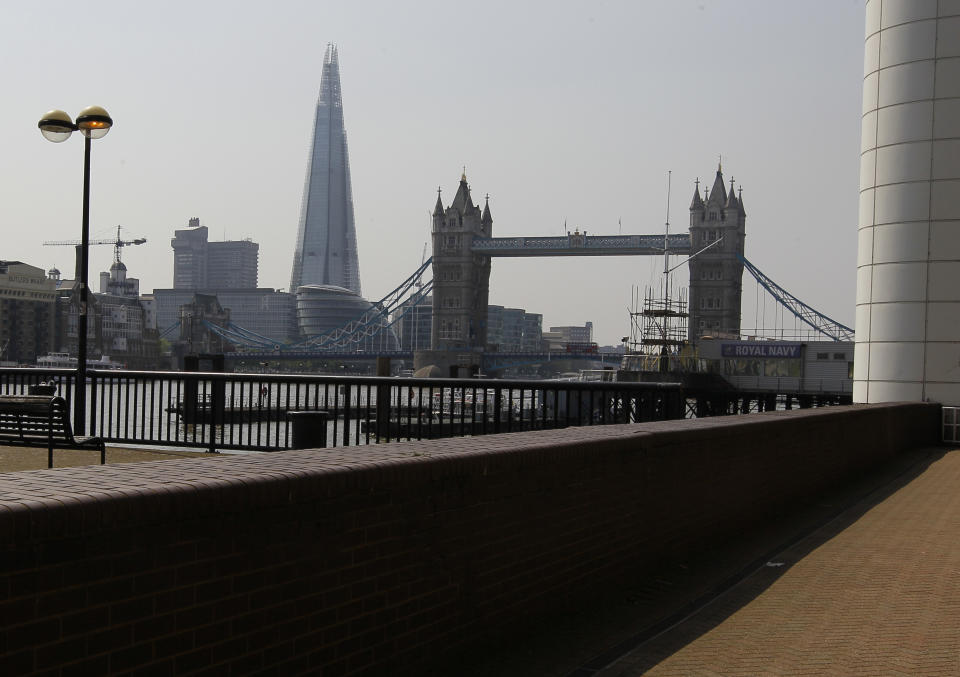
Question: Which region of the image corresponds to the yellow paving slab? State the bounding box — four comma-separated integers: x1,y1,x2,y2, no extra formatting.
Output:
602,448,960,676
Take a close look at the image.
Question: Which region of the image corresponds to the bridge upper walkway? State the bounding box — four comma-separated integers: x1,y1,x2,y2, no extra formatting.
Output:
470,232,692,257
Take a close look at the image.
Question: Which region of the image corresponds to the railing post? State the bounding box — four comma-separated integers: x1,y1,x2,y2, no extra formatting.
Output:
206,354,225,454
376,357,391,441
183,355,199,426
343,383,352,446
668,386,684,420
88,370,98,436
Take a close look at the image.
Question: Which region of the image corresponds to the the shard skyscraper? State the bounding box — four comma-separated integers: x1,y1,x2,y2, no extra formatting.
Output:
290,44,362,295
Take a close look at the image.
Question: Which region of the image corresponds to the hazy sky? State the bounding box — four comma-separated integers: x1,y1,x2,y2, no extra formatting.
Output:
1,0,865,346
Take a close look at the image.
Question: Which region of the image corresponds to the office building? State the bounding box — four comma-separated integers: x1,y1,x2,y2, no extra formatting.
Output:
139,294,156,330
207,239,259,289
549,322,594,347
290,44,362,295
393,295,432,351
171,218,208,289
0,261,57,364
487,305,540,352
500,307,526,352
172,218,258,290
520,313,543,352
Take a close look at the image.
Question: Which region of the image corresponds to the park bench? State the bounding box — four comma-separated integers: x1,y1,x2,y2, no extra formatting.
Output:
0,395,105,469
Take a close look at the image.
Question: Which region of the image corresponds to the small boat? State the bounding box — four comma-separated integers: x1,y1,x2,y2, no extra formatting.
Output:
36,353,124,370
165,398,288,423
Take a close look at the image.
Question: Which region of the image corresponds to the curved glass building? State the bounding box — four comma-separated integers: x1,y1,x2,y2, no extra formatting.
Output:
296,285,398,352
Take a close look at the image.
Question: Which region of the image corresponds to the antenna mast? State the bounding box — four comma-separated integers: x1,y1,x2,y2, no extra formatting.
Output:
664,170,671,279
626,170,688,369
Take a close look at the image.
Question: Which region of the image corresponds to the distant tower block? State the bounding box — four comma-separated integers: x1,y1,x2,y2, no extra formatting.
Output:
289,44,362,295
687,164,746,342
855,2,960,404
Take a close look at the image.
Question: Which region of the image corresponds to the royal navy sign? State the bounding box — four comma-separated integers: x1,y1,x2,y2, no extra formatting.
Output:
721,343,802,359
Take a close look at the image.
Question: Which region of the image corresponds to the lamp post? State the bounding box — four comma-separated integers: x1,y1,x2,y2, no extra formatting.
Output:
38,106,113,435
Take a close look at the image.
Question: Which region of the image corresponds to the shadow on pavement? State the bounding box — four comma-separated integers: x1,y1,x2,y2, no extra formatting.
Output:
425,446,946,677
583,445,947,676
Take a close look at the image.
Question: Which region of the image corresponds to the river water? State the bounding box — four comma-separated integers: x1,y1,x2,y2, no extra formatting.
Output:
71,378,544,452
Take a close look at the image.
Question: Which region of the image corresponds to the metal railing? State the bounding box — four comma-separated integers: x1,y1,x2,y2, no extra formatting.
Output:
0,367,684,453
944,407,960,444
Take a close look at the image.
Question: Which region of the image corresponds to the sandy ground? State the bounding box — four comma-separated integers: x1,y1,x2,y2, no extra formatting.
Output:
0,444,225,473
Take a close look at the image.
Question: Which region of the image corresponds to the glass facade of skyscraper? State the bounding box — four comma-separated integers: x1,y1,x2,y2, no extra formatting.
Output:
290,44,361,296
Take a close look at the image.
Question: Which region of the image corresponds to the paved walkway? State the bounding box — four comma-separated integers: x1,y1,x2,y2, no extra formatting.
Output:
597,446,960,676
442,446,958,676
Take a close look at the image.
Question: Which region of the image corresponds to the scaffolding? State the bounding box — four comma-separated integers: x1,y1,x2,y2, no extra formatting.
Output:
627,278,688,357
623,170,691,372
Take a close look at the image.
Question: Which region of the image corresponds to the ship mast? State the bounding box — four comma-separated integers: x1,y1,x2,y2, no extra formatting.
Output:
626,171,689,372
664,170,671,282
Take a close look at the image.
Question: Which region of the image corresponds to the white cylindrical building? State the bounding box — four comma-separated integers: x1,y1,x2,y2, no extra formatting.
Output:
856,0,960,404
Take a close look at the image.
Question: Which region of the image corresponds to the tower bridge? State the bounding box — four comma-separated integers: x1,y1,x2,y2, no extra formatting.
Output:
220,165,850,364
426,167,744,363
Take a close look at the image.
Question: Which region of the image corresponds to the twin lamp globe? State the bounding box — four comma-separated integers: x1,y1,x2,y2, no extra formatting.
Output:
38,106,113,142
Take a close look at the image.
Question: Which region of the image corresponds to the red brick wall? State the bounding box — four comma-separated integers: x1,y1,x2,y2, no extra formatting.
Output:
0,402,939,675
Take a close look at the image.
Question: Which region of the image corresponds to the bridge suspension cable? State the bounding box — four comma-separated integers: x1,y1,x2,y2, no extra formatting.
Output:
158,320,181,339
739,254,854,342
203,321,278,350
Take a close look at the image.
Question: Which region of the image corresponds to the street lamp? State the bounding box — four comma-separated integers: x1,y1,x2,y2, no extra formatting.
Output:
38,106,113,435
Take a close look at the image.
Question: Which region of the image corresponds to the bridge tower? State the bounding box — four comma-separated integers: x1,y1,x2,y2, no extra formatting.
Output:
430,173,493,351
687,164,746,342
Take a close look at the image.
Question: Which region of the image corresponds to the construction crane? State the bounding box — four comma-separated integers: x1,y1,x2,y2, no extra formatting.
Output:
44,225,147,264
